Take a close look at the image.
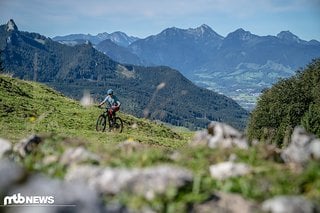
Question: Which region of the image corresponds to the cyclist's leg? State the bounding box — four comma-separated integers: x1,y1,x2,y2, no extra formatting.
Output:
111,106,119,122
107,108,115,125
107,108,112,117
113,106,119,115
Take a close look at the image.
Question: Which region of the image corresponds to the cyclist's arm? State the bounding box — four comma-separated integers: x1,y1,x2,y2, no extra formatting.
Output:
98,97,107,107
114,96,121,107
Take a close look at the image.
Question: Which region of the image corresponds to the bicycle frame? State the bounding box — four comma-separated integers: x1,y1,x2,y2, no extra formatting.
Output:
96,108,123,133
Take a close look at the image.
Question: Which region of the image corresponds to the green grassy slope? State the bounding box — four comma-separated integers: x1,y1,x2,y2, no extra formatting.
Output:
1,74,319,212
0,74,189,147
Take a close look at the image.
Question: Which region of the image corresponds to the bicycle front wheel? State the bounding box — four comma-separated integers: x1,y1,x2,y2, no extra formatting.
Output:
96,115,107,132
109,117,123,133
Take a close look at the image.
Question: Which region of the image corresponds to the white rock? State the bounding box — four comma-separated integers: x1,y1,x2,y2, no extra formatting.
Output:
291,126,314,147
0,138,12,158
281,126,320,165
60,146,100,166
190,130,210,146
309,139,320,160
193,192,259,213
0,159,25,190
262,196,315,213
66,165,193,199
209,161,251,180
8,174,104,213
207,122,248,149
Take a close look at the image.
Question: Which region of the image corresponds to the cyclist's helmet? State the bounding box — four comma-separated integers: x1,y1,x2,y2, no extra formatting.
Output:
107,89,114,95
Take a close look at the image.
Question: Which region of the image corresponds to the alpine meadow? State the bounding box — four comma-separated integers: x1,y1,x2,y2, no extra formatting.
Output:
1,17,320,213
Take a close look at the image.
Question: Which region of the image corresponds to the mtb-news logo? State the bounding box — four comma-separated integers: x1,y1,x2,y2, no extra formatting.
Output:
3,193,55,206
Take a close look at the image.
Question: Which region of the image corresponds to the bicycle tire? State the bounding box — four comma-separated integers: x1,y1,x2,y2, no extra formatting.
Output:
96,114,107,132
108,116,123,133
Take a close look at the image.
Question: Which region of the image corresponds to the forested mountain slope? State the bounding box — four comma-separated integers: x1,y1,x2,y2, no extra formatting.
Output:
247,59,320,145
0,20,248,129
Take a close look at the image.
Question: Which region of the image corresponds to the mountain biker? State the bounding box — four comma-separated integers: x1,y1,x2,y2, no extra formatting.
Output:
98,89,121,120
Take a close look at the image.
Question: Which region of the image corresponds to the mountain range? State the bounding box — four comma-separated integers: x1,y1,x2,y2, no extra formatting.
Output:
54,24,320,110
95,39,144,65
0,19,248,130
53,31,139,47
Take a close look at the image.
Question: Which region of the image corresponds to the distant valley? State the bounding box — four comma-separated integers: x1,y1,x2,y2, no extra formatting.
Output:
54,25,320,110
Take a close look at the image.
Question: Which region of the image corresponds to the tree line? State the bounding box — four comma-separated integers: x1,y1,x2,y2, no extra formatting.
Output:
247,58,320,146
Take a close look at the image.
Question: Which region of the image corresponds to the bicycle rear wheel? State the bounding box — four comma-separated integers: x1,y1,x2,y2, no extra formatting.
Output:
96,114,107,132
109,117,123,133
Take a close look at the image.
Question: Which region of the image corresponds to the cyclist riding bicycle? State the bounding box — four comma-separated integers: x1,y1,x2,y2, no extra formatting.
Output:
98,89,121,121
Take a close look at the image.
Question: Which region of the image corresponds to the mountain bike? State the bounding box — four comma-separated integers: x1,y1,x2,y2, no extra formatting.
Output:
96,108,123,133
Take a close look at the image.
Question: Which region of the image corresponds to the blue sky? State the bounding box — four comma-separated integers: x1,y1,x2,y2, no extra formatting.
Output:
0,0,319,40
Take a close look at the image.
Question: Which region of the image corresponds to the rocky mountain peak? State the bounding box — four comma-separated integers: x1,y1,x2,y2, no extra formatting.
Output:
157,25,223,41
199,24,211,29
96,32,110,40
193,24,212,34
190,24,223,39
6,19,18,31
226,28,256,41
96,31,139,47
109,31,139,46
277,31,301,43
159,27,181,36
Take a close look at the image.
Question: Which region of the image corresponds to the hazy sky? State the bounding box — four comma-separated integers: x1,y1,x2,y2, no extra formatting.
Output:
0,0,320,40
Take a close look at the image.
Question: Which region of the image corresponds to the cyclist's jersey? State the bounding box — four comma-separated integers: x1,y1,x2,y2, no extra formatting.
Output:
102,95,121,108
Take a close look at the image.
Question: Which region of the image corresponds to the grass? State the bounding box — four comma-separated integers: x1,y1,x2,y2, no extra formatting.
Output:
1,74,319,212
0,74,188,146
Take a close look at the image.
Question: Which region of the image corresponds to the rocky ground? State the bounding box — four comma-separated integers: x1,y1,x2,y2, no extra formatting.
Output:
1,122,319,213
